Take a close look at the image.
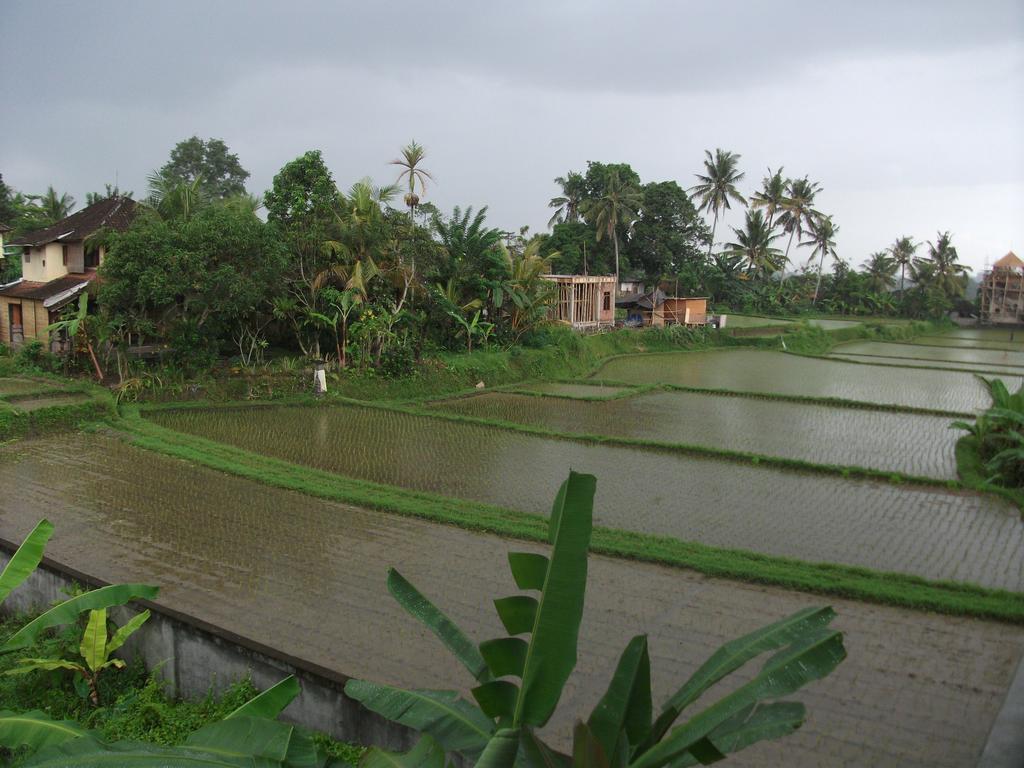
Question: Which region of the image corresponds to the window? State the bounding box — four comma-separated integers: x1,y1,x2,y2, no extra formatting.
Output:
603,292,611,311
62,244,68,266
23,247,30,263
85,248,99,269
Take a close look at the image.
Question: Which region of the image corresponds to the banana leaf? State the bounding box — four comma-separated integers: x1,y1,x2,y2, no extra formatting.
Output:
670,702,806,768
21,734,271,767
186,716,318,767
361,734,447,768
630,628,845,768
0,710,88,751
106,609,150,656
642,606,834,749
226,675,301,720
0,519,54,605
80,609,108,673
344,679,494,757
587,635,651,761
1,583,159,654
475,728,522,768
507,471,596,728
387,568,490,683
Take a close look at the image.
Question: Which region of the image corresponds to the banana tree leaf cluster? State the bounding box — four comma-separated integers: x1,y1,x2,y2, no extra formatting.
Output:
345,472,846,768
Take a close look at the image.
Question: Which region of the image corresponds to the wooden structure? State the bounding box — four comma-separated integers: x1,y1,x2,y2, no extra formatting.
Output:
545,274,616,330
980,251,1024,325
617,289,709,327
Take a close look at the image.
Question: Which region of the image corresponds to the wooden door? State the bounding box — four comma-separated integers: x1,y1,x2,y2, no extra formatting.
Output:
9,303,23,344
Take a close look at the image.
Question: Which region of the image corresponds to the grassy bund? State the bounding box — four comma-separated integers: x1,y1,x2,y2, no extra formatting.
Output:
8,318,1024,624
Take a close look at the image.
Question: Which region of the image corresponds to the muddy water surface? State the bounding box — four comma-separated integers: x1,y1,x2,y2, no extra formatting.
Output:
147,404,1024,589
592,350,1014,411
833,341,1024,368
827,354,1024,377
429,390,960,479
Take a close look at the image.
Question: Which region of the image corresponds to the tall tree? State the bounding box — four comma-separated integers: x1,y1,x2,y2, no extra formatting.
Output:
0,173,18,225
35,186,75,224
750,167,787,230
689,148,746,260
582,170,643,286
391,140,433,221
862,251,898,293
888,235,917,294
629,180,710,279
802,215,839,303
547,172,586,228
776,177,822,280
915,231,970,300
725,209,784,278
158,136,250,200
146,172,206,221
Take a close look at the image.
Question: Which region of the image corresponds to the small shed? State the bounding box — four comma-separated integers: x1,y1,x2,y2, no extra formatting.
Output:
545,274,616,330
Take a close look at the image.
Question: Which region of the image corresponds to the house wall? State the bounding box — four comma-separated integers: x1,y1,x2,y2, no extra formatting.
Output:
66,242,85,273
0,296,49,346
22,243,68,283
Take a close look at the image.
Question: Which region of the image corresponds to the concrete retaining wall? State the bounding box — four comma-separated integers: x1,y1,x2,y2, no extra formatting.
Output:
0,543,420,753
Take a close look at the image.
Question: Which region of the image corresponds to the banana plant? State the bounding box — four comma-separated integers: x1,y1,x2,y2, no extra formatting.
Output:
345,472,846,768
6,607,150,706
0,518,159,655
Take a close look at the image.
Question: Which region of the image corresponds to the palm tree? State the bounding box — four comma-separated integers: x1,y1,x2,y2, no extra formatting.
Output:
34,186,75,224
547,172,586,228
915,231,970,299
689,148,746,259
749,167,787,230
775,177,822,280
582,171,643,286
802,215,839,304
390,140,433,221
888,235,917,294
724,209,784,279
862,251,898,293
147,170,206,220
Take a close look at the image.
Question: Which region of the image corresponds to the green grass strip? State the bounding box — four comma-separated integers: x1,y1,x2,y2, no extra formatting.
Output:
114,413,1024,624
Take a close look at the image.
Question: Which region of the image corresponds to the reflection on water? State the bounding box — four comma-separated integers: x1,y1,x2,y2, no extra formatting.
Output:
147,404,1024,590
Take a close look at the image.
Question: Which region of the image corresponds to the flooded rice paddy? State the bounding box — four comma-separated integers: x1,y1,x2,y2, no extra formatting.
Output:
832,341,1024,368
514,382,632,398
430,390,960,479
721,314,795,328
592,349,1014,412
828,354,1024,377
914,335,1024,351
147,403,1024,589
1,434,1018,767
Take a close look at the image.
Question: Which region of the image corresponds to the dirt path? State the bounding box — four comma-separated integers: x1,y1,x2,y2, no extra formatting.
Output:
1,435,1021,767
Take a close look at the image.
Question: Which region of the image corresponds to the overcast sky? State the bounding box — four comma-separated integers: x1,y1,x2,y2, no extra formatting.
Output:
1,0,1021,272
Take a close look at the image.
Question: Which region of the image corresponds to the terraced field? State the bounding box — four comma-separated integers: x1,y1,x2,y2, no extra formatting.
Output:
147,404,1024,589
2,434,1020,768
430,390,960,479
516,382,632,398
828,354,1024,377
0,377,57,396
832,341,1024,368
721,314,795,328
914,335,1024,351
592,349,1014,412
940,328,1024,343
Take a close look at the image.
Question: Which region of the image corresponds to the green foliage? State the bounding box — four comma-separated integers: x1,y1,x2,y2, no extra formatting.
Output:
952,377,1024,491
157,136,250,201
347,473,844,768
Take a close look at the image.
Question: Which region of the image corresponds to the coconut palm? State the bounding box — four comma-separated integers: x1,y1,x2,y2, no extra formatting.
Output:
750,167,787,230
547,172,586,228
30,186,75,225
390,140,433,220
862,251,898,293
802,215,839,304
689,148,746,259
915,231,970,299
582,170,643,286
776,177,822,280
146,170,206,220
888,235,917,294
724,209,784,279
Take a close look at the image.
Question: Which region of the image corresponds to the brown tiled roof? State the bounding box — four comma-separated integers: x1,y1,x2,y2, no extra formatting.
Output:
993,251,1023,269
10,197,137,247
0,272,99,301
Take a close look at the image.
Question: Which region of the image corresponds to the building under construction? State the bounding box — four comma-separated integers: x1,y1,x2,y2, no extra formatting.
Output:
545,274,616,330
980,251,1024,325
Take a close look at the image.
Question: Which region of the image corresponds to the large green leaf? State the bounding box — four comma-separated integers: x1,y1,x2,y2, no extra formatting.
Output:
587,634,651,761
631,629,845,768
1,583,159,654
572,722,609,768
387,569,490,683
0,519,54,605
344,679,494,757
0,710,88,751
644,606,835,749
226,675,301,720
519,730,568,768
474,728,522,768
361,734,446,768
80,609,108,672
671,702,806,768
106,609,151,656
5,658,84,675
186,716,316,766
512,471,596,727
21,734,270,767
